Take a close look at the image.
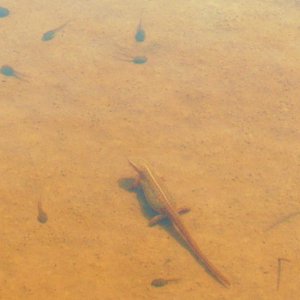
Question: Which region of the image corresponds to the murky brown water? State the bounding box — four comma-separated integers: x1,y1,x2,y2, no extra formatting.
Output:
1,0,299,299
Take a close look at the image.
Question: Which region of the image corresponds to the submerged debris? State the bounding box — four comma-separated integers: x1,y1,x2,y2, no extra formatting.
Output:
265,211,300,231
277,258,290,290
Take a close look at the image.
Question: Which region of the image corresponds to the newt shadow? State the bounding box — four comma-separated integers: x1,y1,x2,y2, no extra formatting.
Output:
119,177,229,287
118,177,198,264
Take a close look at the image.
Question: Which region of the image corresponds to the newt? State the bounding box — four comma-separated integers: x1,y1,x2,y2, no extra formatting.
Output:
128,159,230,287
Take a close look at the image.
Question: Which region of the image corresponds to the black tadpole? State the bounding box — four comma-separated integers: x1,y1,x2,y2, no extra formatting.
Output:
37,200,48,224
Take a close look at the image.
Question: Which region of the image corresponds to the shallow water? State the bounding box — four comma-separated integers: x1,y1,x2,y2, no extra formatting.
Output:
1,0,299,299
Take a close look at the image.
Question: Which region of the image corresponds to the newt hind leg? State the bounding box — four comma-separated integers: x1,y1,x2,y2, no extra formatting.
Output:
129,176,141,190
149,207,190,226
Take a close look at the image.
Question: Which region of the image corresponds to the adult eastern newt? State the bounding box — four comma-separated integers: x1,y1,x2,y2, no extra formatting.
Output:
128,159,230,287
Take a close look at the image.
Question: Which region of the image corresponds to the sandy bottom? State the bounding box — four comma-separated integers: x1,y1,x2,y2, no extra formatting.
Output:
1,0,300,299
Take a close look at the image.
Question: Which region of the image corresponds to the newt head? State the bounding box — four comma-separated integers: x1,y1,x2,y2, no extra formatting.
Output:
128,158,151,177
128,159,143,175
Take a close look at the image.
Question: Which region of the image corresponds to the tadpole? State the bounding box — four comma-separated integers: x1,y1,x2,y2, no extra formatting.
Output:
135,19,145,42
37,200,48,224
151,278,180,287
0,65,26,80
42,21,70,42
